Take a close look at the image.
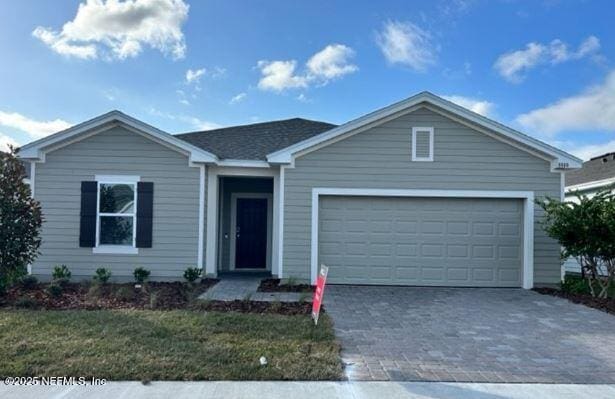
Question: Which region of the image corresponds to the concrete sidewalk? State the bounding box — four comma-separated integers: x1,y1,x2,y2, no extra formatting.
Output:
2,381,615,399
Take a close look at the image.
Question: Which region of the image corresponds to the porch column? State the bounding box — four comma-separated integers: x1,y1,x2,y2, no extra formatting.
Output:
205,168,218,276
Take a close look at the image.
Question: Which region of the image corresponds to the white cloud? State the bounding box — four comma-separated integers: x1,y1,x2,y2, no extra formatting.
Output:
229,92,247,105
516,70,615,135
442,95,495,117
567,140,615,161
148,107,220,131
375,20,436,72
306,44,358,80
0,111,72,139
494,36,601,83
296,93,311,103
257,60,308,92
0,133,19,152
183,116,220,131
257,43,357,92
185,68,205,84
32,0,189,60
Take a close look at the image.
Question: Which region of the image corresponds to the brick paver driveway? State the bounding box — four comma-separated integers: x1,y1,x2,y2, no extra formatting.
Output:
324,286,615,383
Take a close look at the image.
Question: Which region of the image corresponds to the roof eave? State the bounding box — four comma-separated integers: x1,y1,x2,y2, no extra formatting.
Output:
18,110,219,164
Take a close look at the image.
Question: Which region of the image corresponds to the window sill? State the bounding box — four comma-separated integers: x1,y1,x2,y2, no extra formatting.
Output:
92,246,139,255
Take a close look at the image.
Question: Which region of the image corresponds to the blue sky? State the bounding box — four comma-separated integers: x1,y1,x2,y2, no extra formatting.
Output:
0,0,614,160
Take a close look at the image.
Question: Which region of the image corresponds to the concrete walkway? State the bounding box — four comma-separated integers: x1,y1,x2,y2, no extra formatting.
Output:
198,276,306,302
2,382,614,399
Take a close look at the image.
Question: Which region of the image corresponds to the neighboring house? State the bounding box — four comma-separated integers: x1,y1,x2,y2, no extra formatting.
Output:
18,92,581,288
563,153,615,274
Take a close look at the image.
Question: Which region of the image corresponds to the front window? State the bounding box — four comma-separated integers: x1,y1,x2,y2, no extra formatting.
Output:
97,182,136,247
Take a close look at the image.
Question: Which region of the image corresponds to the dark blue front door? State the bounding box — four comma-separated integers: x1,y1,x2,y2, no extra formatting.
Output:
235,198,267,269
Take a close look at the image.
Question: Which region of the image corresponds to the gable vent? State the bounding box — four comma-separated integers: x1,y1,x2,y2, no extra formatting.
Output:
412,127,434,162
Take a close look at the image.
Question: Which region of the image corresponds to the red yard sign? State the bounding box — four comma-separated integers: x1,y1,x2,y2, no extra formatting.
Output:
312,264,329,325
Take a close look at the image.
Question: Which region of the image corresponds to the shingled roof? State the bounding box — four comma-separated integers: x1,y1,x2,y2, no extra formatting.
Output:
175,118,336,160
566,152,615,187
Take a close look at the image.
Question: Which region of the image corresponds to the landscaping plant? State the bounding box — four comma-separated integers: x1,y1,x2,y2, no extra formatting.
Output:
537,187,615,299
183,267,201,283
0,147,43,294
93,267,112,284
17,275,38,290
52,265,71,280
133,267,151,284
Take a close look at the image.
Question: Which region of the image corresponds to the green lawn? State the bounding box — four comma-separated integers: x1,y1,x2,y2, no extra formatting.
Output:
0,310,342,380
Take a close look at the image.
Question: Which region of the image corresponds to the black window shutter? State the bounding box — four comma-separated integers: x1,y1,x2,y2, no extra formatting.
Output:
136,182,154,248
79,181,98,247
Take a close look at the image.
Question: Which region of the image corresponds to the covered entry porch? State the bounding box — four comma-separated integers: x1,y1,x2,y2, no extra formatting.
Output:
204,166,281,278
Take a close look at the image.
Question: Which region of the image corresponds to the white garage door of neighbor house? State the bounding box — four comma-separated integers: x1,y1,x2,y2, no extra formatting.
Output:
318,196,523,287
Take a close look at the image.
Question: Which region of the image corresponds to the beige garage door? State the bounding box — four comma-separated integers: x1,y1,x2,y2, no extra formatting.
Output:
318,196,523,287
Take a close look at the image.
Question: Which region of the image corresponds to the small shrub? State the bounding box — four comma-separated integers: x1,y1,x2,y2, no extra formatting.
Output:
52,265,71,281
285,276,297,287
93,267,112,284
46,283,63,297
53,277,70,288
87,284,103,300
183,267,201,283
14,296,39,309
17,275,38,290
133,267,151,284
114,286,135,301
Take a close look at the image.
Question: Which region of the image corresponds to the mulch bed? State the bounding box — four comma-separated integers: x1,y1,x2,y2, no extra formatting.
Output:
191,299,314,316
0,279,218,310
258,278,314,293
533,287,615,315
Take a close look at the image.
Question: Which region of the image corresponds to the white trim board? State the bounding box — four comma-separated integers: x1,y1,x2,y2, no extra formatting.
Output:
411,127,434,162
310,188,535,289
229,193,273,271
267,92,581,171
566,176,615,194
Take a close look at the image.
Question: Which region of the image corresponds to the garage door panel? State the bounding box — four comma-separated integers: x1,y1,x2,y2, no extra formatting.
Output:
319,196,523,287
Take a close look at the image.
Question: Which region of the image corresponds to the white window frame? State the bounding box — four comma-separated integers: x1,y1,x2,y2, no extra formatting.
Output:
93,175,140,255
411,127,434,162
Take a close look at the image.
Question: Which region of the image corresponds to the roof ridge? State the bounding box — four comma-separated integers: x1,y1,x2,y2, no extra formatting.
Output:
175,117,335,137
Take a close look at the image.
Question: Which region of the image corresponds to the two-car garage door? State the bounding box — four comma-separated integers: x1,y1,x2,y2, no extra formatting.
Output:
318,196,523,287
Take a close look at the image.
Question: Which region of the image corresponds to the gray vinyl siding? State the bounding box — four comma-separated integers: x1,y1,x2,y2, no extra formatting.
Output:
283,107,561,285
32,126,203,281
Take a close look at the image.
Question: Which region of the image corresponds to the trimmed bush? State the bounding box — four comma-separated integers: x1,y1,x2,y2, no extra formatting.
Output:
0,147,43,294
133,267,151,284
183,267,201,283
93,267,112,284
17,275,38,290
52,265,71,281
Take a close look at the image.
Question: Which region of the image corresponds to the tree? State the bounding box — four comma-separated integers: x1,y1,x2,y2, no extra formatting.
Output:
537,187,615,298
0,146,43,293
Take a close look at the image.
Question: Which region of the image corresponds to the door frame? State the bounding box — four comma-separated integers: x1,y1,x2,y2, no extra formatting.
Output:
230,192,273,270
310,188,535,288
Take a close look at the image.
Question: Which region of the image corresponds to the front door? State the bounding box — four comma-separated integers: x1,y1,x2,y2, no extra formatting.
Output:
234,198,268,269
